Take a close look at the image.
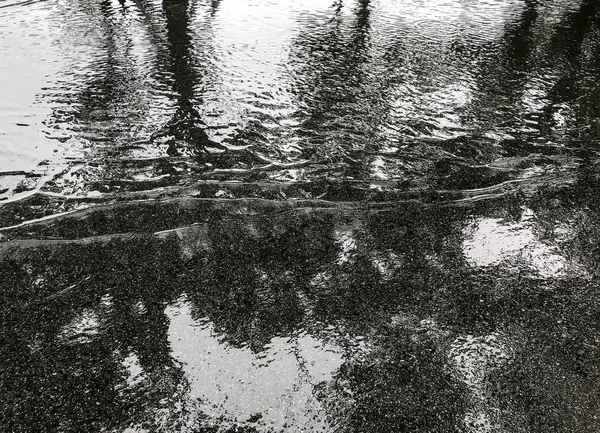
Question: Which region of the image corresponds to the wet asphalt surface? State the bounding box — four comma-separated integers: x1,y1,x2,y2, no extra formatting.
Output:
1,0,600,432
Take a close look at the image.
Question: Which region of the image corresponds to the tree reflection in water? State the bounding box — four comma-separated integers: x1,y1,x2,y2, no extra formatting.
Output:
1,0,600,432
3,174,600,431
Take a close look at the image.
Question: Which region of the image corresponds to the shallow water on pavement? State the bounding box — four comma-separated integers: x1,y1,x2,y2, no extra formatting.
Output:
1,0,600,432
1,0,598,206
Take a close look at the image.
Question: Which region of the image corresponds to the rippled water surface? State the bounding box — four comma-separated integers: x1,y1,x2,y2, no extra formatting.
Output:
1,0,600,432
1,0,598,205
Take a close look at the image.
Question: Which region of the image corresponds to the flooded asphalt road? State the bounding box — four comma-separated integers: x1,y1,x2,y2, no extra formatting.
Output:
1,0,600,432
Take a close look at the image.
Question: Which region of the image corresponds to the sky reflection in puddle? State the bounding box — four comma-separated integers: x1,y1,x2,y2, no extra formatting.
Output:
166,297,344,431
462,207,577,277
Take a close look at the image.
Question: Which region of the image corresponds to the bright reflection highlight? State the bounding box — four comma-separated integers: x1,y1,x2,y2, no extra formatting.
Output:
166,298,343,431
463,208,569,277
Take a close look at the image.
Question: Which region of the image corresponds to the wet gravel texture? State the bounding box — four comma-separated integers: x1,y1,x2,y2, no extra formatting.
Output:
1,0,600,432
